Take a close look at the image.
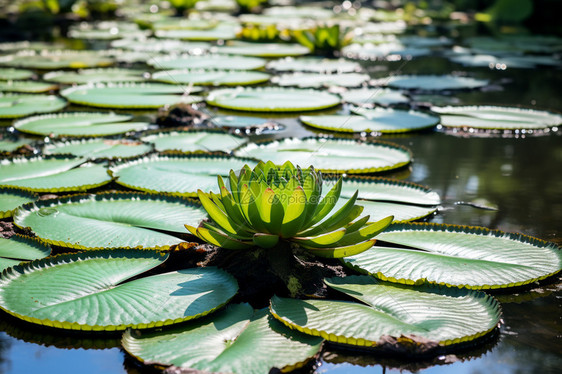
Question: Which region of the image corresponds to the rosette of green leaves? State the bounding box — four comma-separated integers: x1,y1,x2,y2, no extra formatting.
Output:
185,161,393,258
292,24,353,56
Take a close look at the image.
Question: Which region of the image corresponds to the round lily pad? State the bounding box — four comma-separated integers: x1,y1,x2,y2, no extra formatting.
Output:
0,50,114,70
214,42,311,57
0,188,37,218
340,88,410,106
0,94,66,119
0,156,112,192
210,115,280,130
233,137,411,173
148,54,266,70
273,73,369,88
301,108,438,133
68,21,146,40
449,54,561,69
0,235,50,271
431,105,562,130
111,38,211,54
151,69,270,86
384,75,489,91
206,87,340,112
13,192,207,250
0,68,34,80
110,154,257,196
43,139,152,159
348,223,562,289
266,57,361,73
342,43,431,60
0,80,58,93
141,130,246,153
43,68,147,84
155,23,238,41
61,83,203,109
0,250,238,330
14,112,151,137
0,137,33,153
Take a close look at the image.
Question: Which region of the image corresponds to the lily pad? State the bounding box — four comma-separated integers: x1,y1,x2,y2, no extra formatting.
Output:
141,130,246,153
211,115,274,129
111,38,211,53
123,304,323,373
0,235,51,272
449,54,561,69
148,54,266,70
0,94,66,119
214,41,311,57
0,137,33,153
340,88,410,106
344,223,562,289
110,154,257,196
43,139,152,159
0,156,112,192
152,69,270,86
13,192,207,249
0,50,114,70
155,23,238,41
266,57,361,73
233,137,411,173
0,80,58,93
0,250,238,330
0,68,34,80
350,199,437,222
270,275,501,347
206,87,340,112
384,75,489,91
430,106,562,130
301,108,438,134
43,68,147,84
273,73,370,88
342,43,431,60
0,188,37,218
61,83,203,109
13,112,151,137
68,21,146,40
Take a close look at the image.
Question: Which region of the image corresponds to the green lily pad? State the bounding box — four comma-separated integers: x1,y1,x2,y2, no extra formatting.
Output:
342,43,431,60
111,38,211,53
123,304,322,373
301,108,438,134
214,41,311,57
0,137,33,153
270,275,501,347
352,199,437,222
384,75,489,91
0,68,34,80
267,57,361,73
13,192,207,250
0,80,58,93
155,23,238,41
110,154,257,196
210,115,276,129
264,6,334,19
141,130,246,153
152,69,270,86
0,50,114,70
68,21,146,40
13,112,151,138
43,68,147,84
430,106,562,130
0,235,51,272
0,156,112,192
0,188,37,218
340,88,410,106
273,73,370,88
449,54,561,69
344,223,562,289
148,54,266,70
0,94,66,119
43,139,152,159
206,87,340,112
61,83,203,109
234,137,411,173
151,17,217,31
0,250,238,330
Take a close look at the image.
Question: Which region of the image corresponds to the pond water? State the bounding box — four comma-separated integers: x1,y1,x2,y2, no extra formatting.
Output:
0,3,561,374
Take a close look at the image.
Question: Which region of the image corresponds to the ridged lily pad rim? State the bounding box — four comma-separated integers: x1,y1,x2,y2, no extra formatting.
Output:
364,222,562,288
0,187,38,218
0,93,67,119
0,50,115,69
0,155,112,193
13,191,202,249
0,250,236,330
234,136,413,174
0,234,51,260
43,68,147,83
109,153,260,196
43,138,153,160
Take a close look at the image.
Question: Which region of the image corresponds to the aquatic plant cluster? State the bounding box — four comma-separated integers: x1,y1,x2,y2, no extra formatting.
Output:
0,0,561,373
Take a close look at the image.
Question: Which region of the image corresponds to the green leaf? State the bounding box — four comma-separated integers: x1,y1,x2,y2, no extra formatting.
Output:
44,139,152,160
340,88,409,106
304,239,376,258
190,226,252,250
274,73,369,88
0,188,37,218
122,304,322,373
270,275,501,347
267,57,360,73
148,54,266,70
0,80,58,93
14,192,207,250
152,69,270,86
14,112,150,137
43,68,146,84
252,233,280,249
0,250,238,330
385,75,489,91
0,156,111,192
0,235,51,272
0,50,114,70
0,94,66,119
334,216,393,247
0,68,34,80
215,41,311,57
141,129,245,153
345,223,562,289
197,190,238,235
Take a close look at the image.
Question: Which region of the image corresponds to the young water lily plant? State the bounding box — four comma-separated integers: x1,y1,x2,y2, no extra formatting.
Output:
185,161,393,257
